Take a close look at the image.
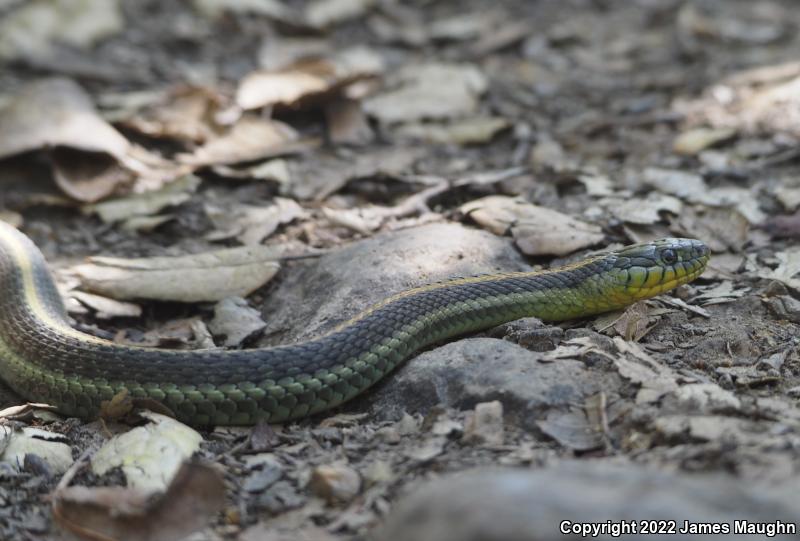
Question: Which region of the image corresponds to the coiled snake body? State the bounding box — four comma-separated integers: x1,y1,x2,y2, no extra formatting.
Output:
0,221,709,425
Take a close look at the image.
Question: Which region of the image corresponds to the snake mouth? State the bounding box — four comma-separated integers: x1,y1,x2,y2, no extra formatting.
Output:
613,238,710,298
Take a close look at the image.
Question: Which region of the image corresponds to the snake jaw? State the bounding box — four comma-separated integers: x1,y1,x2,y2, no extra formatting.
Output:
613,238,710,300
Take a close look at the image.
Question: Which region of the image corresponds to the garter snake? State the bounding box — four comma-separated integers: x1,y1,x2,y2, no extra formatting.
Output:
0,221,709,426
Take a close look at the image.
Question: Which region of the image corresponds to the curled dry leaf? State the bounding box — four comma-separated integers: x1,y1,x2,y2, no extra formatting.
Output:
73,245,281,302
363,62,488,125
237,47,384,110
460,195,604,256
91,412,202,493
119,86,225,144
179,116,312,167
53,461,225,541
0,78,188,202
69,290,142,319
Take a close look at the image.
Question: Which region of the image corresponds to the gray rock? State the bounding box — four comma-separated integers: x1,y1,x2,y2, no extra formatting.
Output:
258,223,528,345
378,462,800,541
354,338,622,429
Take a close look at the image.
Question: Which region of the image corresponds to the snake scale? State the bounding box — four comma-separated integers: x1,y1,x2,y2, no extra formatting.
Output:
0,221,709,426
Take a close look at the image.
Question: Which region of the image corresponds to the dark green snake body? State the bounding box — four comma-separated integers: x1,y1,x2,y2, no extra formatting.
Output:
0,221,709,426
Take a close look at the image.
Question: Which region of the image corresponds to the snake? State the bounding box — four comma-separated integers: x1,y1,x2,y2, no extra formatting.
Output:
0,220,710,426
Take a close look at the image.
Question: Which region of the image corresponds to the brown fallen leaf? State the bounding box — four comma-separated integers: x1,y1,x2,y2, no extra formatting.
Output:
53,462,225,541
73,245,282,302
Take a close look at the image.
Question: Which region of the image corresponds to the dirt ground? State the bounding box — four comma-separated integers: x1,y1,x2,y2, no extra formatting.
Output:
2,0,800,540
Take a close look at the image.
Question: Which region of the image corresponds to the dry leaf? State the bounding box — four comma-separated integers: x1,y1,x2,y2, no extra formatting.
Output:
0,78,188,201
363,62,487,125
759,249,800,292
395,116,509,145
120,86,224,144
305,0,375,29
212,158,292,186
460,195,604,256
74,245,282,302
775,187,800,212
613,337,679,404
92,411,203,492
601,193,683,225
1,427,73,474
84,175,201,223
193,0,296,21
324,98,374,145
642,168,708,201
237,47,383,110
537,409,603,451
0,0,123,60
208,297,267,347
180,116,309,167
53,462,225,541
69,291,142,319
673,127,736,155
205,197,307,245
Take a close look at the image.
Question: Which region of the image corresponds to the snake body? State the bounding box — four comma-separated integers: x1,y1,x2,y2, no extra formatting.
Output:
0,221,709,426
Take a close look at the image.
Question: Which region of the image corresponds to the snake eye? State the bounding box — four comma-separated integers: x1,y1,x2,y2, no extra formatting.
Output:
661,249,677,264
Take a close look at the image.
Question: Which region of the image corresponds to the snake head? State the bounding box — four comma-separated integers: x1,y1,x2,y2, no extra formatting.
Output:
610,238,710,299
